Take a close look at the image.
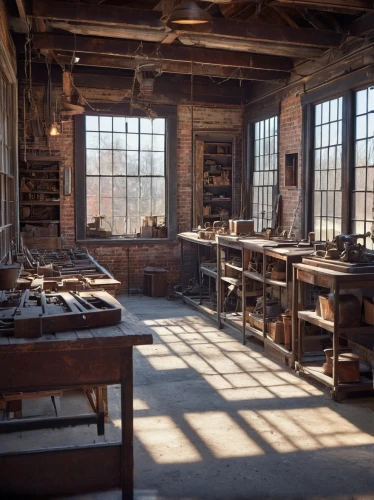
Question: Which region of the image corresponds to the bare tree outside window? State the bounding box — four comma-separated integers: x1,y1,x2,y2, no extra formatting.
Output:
85,115,166,236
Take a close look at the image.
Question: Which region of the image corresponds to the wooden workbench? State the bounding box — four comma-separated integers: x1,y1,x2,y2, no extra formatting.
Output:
0,307,153,498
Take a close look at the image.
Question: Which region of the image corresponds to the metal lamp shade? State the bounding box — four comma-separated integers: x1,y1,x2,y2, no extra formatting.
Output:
166,1,212,31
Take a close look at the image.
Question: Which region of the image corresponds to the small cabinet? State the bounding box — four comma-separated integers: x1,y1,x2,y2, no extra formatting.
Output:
19,156,62,248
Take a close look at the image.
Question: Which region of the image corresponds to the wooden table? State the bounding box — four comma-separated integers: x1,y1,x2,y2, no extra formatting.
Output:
0,307,153,498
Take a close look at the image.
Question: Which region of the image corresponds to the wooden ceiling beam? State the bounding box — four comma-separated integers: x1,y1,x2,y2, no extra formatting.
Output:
350,12,374,36
27,0,344,48
31,33,293,71
267,0,373,12
69,53,289,82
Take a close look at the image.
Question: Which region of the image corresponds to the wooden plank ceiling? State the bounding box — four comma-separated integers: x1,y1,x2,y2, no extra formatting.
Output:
8,0,374,105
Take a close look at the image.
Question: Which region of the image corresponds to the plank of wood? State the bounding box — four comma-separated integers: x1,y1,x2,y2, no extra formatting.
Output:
32,33,293,71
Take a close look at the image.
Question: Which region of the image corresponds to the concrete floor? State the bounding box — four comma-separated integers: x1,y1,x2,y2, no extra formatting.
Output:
2,296,374,500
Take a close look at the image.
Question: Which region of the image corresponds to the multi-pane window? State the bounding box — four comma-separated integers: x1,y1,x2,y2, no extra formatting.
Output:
313,96,343,241
353,87,374,247
0,72,14,259
85,115,166,237
252,116,278,232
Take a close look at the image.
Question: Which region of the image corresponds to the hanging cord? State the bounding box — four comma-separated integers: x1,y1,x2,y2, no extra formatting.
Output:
190,58,194,230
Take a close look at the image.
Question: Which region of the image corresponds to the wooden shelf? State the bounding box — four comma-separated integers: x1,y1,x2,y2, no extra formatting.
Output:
204,198,231,202
25,156,62,162
203,215,221,218
20,220,60,224
200,265,217,279
20,201,60,206
221,277,242,286
298,310,374,335
204,154,232,157
225,263,242,272
203,184,231,187
20,169,59,173
243,270,264,284
21,177,59,181
295,361,373,392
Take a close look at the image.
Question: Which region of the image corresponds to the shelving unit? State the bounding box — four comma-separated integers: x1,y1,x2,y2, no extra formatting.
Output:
241,240,314,363
19,156,62,248
178,232,217,314
292,263,374,400
216,235,244,334
194,138,234,228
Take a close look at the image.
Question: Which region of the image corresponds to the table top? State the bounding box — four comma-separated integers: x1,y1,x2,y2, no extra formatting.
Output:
0,307,153,354
178,232,217,246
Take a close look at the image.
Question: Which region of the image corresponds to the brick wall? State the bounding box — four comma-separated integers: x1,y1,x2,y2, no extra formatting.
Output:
18,83,244,293
278,94,304,239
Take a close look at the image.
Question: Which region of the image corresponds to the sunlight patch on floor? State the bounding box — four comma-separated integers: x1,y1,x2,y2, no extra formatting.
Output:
134,416,202,464
184,411,265,458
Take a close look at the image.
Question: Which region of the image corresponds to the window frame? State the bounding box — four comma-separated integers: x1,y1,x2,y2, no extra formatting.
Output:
303,68,374,240
0,36,17,261
245,105,280,229
75,105,177,245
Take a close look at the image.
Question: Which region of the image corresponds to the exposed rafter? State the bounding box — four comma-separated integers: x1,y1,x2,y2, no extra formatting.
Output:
27,0,345,48
63,53,290,82
31,33,293,72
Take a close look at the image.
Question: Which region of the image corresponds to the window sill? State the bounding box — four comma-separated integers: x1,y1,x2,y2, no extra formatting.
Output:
77,237,178,246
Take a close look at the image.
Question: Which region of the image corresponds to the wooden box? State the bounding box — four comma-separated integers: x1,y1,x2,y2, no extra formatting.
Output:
267,321,284,343
231,220,254,235
225,264,241,279
331,353,360,383
143,267,168,297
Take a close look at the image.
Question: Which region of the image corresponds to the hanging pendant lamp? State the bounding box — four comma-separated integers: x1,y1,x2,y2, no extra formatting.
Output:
166,1,212,32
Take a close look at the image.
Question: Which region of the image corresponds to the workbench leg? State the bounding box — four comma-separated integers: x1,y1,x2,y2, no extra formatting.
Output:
121,348,134,500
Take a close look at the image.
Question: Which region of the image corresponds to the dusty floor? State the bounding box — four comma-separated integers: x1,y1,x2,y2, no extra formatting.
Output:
2,296,374,500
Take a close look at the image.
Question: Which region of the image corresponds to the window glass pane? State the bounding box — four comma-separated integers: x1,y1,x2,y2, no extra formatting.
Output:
127,151,139,175
86,150,99,175
315,126,321,149
140,134,152,151
140,152,152,175
100,132,112,149
113,117,126,133
330,99,338,122
356,89,367,116
152,152,164,176
153,135,165,152
86,132,99,148
127,118,138,133
355,167,366,191
100,150,112,175
113,151,126,175
322,101,329,124
113,177,126,198
356,115,367,140
127,134,139,150
140,118,152,134
86,116,99,131
356,140,367,167
153,118,165,135
315,104,321,125
100,116,112,131
113,133,126,150
368,138,374,166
